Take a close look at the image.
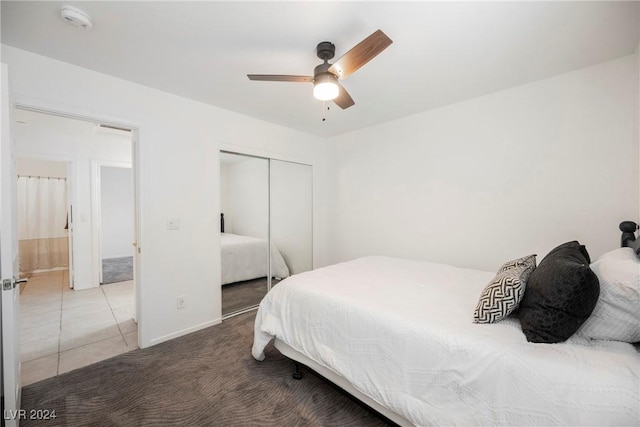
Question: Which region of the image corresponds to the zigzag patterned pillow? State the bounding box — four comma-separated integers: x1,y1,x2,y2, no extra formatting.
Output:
497,254,537,273
473,255,536,324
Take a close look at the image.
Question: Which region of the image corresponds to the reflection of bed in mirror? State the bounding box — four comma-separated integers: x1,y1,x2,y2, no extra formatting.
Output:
220,212,289,285
221,232,289,285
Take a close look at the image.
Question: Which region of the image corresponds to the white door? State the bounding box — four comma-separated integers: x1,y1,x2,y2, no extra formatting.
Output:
1,63,22,426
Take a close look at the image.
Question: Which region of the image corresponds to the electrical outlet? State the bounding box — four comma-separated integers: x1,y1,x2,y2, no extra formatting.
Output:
177,295,185,309
167,218,180,230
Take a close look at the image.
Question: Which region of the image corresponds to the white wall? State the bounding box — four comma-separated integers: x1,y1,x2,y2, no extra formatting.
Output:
329,54,639,272
17,158,67,178
14,109,131,289
100,165,133,259
9,41,633,350
1,45,330,348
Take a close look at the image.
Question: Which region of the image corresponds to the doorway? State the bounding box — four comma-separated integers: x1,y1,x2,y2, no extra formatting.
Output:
14,107,140,386
16,158,71,286
95,163,135,286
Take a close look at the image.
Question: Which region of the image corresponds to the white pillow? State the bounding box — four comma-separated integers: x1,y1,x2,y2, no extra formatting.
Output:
577,248,640,343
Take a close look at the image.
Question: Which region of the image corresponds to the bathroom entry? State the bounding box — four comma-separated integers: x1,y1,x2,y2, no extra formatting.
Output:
16,158,71,282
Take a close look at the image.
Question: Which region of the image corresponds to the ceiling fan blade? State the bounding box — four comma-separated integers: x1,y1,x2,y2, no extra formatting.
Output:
333,82,355,109
247,74,313,83
328,30,393,80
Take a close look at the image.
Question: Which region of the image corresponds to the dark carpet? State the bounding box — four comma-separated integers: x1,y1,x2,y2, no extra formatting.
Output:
222,278,281,316
102,256,133,284
21,312,394,427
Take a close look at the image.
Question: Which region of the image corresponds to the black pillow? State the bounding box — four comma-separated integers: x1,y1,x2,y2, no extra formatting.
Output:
518,241,599,343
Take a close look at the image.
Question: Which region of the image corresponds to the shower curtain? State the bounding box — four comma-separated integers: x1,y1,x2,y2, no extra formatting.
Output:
17,176,69,273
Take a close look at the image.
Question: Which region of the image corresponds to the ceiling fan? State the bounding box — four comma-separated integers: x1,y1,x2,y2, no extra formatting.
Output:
247,30,393,109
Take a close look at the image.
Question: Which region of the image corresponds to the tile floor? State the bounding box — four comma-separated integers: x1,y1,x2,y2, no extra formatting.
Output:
19,269,137,386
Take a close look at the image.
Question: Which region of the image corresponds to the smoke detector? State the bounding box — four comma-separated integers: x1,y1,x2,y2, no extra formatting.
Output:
60,6,93,30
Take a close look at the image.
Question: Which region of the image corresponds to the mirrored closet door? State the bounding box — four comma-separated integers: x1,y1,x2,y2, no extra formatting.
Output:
220,152,312,318
270,159,313,276
220,152,269,316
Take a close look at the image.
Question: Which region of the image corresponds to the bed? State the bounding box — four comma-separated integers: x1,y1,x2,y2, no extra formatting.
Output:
252,225,640,426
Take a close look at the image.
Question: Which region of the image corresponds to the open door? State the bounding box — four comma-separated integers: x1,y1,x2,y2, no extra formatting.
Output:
1,63,22,426
66,171,74,289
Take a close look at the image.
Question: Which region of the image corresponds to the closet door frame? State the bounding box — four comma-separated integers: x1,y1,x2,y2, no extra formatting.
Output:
219,149,313,319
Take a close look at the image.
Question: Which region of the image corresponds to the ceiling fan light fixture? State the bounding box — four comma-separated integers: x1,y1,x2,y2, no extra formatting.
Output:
248,30,392,110
313,74,339,101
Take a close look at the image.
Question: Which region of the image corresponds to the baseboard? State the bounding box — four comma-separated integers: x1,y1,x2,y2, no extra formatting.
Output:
102,255,134,260
145,318,222,348
22,266,68,275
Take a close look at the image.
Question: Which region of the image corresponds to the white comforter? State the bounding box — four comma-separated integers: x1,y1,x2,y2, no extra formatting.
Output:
253,256,640,426
221,233,289,285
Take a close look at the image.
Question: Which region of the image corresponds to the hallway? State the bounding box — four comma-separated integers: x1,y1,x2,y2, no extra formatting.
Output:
19,270,137,386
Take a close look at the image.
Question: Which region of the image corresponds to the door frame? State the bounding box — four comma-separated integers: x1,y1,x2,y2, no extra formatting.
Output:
1,62,21,427
13,101,144,346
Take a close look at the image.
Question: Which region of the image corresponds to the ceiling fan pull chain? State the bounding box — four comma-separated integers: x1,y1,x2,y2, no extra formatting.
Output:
321,102,332,122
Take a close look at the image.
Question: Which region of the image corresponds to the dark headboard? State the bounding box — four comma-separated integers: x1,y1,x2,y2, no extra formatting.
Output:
620,221,640,256
221,213,225,233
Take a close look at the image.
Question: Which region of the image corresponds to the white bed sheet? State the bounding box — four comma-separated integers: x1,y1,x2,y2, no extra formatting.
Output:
221,233,289,285
253,256,640,426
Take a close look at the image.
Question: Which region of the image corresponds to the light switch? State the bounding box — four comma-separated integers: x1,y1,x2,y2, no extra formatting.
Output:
167,218,180,230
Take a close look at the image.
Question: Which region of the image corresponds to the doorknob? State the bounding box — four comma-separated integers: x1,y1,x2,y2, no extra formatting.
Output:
2,277,27,291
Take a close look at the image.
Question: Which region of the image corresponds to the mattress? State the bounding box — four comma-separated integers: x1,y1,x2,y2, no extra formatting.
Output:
221,233,289,285
253,256,640,426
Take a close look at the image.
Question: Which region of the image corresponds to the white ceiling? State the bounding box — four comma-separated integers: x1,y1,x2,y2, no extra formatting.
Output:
2,1,638,138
